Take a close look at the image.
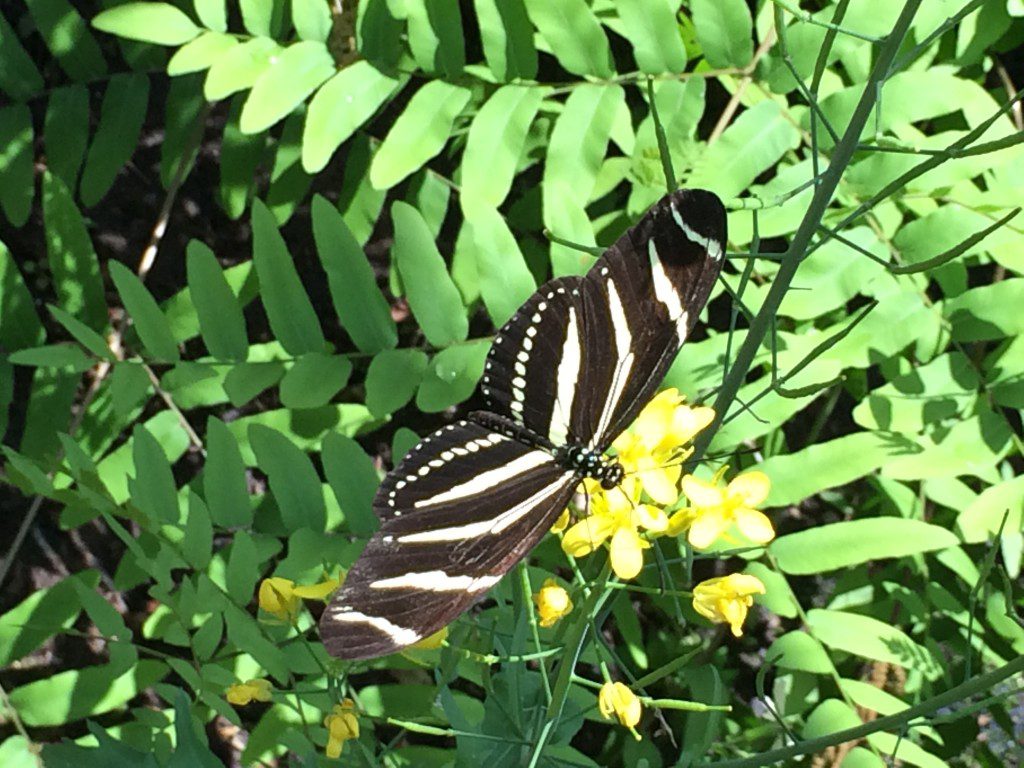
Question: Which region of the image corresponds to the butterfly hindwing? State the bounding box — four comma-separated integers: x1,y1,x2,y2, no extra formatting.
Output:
320,420,579,660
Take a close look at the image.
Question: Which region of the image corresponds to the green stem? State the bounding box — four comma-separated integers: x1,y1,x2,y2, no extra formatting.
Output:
691,0,923,465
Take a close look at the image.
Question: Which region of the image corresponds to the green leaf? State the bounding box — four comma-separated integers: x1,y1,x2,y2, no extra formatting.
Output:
462,85,543,212
765,630,832,673
0,240,44,350
240,41,335,134
167,31,238,75
129,424,180,523
93,2,200,45
356,0,404,71
41,173,107,332
279,353,353,409
806,609,941,679
756,432,900,508
0,572,98,668
108,261,181,362
957,476,1024,543
544,85,625,215
43,85,90,190
181,492,213,570
770,519,959,575
226,530,259,606
0,11,44,99
10,660,166,727
204,417,253,528
881,412,1012,482
0,105,34,226
26,0,106,80
407,0,465,77
416,341,489,412
249,424,326,532
79,73,150,207
852,352,979,433
690,0,753,68
265,111,311,225
467,204,537,327
943,278,1024,342
370,80,471,190
472,0,537,80
302,62,400,173
204,37,281,101
8,344,93,371
365,348,429,417
690,100,799,200
391,201,468,347
616,0,688,74
224,604,289,681
218,95,265,218
251,199,325,355
186,241,249,360
522,0,613,78
168,688,222,768
322,433,380,537
292,0,332,41
310,196,396,352
193,0,227,31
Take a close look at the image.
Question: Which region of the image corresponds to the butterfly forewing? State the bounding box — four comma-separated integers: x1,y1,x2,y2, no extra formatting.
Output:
482,189,726,451
321,420,579,660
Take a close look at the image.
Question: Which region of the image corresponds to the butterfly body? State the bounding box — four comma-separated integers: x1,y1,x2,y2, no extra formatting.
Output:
321,189,726,660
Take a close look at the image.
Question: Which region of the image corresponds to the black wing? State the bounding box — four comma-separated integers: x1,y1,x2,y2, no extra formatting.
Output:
483,188,726,450
320,420,579,660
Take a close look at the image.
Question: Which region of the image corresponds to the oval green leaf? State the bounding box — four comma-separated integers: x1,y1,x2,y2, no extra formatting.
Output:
369,80,471,190
251,199,325,355
365,348,429,417
93,2,201,45
279,353,353,409
392,201,468,347
108,261,181,362
769,518,958,575
240,40,335,134
186,241,249,361
249,423,326,532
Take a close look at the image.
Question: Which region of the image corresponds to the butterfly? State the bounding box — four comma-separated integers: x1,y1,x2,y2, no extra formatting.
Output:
320,189,726,659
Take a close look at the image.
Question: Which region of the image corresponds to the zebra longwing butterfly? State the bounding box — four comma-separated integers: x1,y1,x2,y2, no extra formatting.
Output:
321,189,726,659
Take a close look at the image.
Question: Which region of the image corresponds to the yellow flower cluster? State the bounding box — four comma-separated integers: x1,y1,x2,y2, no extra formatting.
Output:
691,573,766,637
598,681,642,739
225,678,273,706
258,575,340,623
533,578,573,627
558,389,775,584
324,699,359,757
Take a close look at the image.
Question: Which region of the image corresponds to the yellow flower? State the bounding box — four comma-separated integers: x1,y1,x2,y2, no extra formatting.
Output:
561,480,667,580
612,389,715,505
533,578,573,627
678,470,774,549
226,678,273,705
551,508,571,533
598,681,642,738
324,699,359,758
259,577,301,622
410,625,448,650
691,573,766,637
259,575,340,622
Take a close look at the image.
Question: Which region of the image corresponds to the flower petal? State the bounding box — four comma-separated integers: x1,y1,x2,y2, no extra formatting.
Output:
640,465,681,506
633,503,668,533
729,471,770,507
681,475,724,507
610,527,646,580
562,515,614,556
687,508,729,549
735,508,775,544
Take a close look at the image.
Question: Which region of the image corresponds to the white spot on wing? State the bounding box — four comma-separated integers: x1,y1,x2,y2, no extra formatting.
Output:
326,610,421,646
670,203,722,260
548,306,581,446
413,450,552,508
370,570,501,592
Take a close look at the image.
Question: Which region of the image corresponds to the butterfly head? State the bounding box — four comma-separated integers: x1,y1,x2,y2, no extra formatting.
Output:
558,444,624,490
